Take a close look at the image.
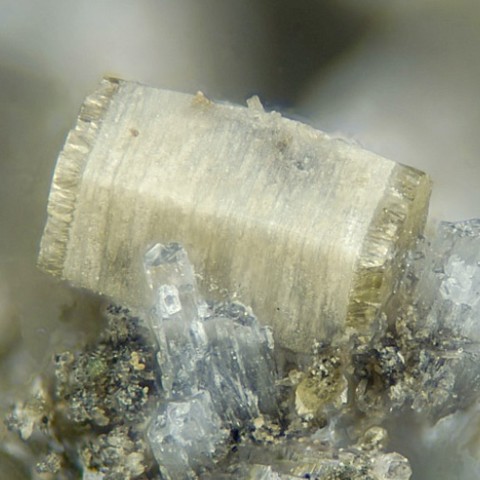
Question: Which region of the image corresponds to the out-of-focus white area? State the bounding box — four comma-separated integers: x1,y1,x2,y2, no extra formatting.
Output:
300,0,480,221
385,404,480,480
0,1,479,478
0,0,272,103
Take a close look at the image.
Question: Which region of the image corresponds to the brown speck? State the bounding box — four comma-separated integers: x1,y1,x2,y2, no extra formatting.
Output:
191,91,212,107
130,128,139,137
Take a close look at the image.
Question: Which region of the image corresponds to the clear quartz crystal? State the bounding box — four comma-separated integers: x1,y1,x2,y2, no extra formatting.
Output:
144,242,206,397
143,243,278,479
144,242,201,324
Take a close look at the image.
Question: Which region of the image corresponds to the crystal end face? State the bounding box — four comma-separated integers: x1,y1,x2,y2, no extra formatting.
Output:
144,242,200,324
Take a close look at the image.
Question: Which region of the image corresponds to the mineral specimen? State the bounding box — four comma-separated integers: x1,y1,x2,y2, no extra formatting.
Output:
148,391,226,478
11,79,480,479
208,437,412,480
327,217,480,470
405,219,480,342
4,241,422,479
37,78,431,353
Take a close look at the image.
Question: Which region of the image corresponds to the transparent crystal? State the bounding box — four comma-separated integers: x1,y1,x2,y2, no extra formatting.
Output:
147,390,227,480
144,242,201,323
144,243,206,397
420,220,480,341
143,243,278,478
390,219,480,419
201,309,278,424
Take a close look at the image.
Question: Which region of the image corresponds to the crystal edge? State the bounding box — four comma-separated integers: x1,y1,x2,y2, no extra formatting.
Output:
37,77,121,277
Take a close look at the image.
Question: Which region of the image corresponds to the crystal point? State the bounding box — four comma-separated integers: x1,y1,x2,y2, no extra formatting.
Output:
144,242,200,323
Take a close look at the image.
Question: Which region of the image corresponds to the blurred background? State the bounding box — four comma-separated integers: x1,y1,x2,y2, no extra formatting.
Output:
0,1,479,478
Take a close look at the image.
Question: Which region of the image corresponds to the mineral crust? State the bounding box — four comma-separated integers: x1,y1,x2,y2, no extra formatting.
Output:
381,219,480,420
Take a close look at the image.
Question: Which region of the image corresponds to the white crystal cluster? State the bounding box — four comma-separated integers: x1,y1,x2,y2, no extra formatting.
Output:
411,220,480,341
201,434,412,480
142,242,418,479
16,223,480,479
401,220,480,418
143,243,278,479
389,219,480,478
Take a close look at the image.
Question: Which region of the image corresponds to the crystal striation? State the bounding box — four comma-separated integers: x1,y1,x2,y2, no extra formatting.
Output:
37,78,431,353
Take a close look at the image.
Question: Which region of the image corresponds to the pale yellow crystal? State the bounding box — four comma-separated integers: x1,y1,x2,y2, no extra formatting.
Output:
38,78,431,352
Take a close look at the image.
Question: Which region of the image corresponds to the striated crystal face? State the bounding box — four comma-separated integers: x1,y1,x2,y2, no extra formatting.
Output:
37,79,432,355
